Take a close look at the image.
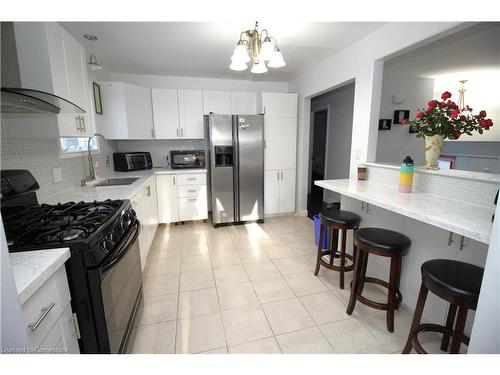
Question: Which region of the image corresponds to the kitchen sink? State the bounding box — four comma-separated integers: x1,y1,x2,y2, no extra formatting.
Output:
95,177,140,186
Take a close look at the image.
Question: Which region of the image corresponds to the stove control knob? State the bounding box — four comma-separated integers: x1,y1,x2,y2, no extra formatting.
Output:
108,233,118,248
102,239,112,253
127,209,137,222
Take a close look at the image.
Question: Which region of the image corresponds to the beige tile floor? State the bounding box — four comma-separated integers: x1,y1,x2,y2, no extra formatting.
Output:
127,215,453,354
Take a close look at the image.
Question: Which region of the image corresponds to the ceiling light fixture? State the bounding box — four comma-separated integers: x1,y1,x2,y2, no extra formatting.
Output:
229,22,285,74
84,34,103,71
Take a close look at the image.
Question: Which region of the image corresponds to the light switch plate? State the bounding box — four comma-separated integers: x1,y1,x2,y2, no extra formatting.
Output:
52,167,62,183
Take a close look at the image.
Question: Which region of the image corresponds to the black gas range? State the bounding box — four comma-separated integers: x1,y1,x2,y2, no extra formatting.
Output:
1,170,143,353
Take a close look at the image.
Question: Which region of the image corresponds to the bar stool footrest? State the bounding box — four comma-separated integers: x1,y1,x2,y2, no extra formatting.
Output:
410,323,468,354
319,253,355,272
355,277,403,311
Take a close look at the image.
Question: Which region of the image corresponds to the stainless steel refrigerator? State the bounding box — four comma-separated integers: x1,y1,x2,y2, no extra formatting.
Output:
208,114,264,226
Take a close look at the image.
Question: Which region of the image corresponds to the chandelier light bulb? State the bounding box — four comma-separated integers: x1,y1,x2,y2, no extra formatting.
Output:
229,60,248,71
267,49,286,68
260,38,274,61
250,61,268,74
231,43,250,64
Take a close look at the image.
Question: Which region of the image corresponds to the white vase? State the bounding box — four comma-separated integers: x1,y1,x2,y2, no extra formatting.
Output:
424,134,444,170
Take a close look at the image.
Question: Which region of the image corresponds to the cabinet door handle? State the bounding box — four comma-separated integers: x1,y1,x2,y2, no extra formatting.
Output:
361,202,365,211
70,313,81,339
280,171,283,180
176,128,179,138
277,172,279,181
365,203,370,212
81,116,86,132
27,302,55,331
173,177,176,186
458,235,466,251
447,232,454,246
76,116,80,132
146,185,151,196
181,128,184,137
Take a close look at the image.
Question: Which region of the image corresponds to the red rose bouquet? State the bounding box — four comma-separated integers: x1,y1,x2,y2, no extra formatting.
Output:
401,91,493,140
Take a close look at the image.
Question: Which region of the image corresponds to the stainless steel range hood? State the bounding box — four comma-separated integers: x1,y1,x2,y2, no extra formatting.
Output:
1,22,85,115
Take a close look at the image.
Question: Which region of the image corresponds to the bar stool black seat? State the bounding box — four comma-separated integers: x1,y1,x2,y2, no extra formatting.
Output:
314,208,361,289
346,227,411,332
403,259,483,354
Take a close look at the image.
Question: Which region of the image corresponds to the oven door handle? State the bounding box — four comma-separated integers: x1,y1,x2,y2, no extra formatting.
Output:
101,221,140,273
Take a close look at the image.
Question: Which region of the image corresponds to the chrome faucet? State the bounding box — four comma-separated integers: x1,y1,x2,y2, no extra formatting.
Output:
81,133,106,186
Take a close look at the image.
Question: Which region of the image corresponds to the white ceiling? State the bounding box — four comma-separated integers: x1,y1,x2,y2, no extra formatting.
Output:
61,22,384,82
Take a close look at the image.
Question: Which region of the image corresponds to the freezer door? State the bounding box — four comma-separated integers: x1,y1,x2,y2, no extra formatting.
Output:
209,114,235,224
236,115,264,221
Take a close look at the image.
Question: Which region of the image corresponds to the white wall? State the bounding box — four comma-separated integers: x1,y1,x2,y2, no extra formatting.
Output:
376,75,434,165
288,22,462,212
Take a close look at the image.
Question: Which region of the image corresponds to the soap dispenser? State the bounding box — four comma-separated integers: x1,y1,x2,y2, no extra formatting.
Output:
399,156,414,193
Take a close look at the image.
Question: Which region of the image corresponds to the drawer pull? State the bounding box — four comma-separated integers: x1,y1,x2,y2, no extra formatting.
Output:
188,198,197,202
70,313,81,339
188,189,196,193
187,178,196,181
27,302,55,331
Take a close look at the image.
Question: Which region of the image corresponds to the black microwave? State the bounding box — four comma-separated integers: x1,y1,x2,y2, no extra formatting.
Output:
113,152,153,172
170,150,206,169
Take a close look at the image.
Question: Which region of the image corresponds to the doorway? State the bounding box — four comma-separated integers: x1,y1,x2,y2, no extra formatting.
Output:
307,109,328,218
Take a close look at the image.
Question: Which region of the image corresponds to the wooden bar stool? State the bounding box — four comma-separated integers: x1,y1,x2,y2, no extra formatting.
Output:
402,259,484,354
314,208,361,289
346,227,411,332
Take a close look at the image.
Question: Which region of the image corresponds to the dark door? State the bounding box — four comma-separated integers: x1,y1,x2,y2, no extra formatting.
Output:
307,110,328,218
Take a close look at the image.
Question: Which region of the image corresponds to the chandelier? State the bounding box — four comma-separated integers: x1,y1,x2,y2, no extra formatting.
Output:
229,22,286,74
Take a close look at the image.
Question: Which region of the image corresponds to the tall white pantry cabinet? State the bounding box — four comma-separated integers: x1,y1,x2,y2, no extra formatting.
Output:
262,93,298,215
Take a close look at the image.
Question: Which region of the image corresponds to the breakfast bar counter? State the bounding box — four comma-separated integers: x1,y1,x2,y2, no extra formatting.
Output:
315,179,494,244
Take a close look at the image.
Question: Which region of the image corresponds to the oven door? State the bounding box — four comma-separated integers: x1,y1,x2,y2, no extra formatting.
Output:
100,221,142,353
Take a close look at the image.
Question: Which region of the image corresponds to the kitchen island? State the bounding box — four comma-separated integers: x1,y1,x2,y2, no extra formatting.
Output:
315,162,498,341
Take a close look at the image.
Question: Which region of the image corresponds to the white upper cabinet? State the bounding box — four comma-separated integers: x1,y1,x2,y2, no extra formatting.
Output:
203,90,231,114
124,84,154,139
19,22,95,137
178,89,205,139
95,82,154,140
262,92,298,117
152,88,180,139
230,91,258,114
264,116,297,171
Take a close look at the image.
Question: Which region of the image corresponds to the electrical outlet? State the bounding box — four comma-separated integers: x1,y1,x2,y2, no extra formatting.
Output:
52,167,62,183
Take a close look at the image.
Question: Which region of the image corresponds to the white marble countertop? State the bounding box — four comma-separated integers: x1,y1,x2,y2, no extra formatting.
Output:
362,162,500,184
42,168,207,205
10,248,70,305
315,179,494,244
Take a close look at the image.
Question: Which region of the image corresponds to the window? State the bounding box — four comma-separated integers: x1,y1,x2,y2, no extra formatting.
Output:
60,137,99,158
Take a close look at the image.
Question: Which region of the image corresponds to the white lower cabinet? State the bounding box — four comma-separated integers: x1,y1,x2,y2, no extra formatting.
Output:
131,177,158,270
264,169,296,215
156,173,208,224
21,266,80,353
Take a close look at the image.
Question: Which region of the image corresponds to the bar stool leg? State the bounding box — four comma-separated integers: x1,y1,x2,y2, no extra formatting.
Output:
314,223,325,276
329,228,339,266
440,303,457,352
402,284,429,353
346,247,364,315
449,305,468,354
339,228,347,289
394,256,403,310
357,249,369,295
387,255,401,332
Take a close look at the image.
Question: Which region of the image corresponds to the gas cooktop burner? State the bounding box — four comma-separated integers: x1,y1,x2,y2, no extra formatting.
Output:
3,199,125,247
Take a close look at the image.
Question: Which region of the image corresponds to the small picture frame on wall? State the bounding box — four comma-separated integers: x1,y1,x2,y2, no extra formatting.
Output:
378,119,392,131
393,110,410,125
93,82,103,114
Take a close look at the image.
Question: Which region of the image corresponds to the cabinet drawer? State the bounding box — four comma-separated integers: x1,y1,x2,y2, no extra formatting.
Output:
176,173,206,186
178,197,208,221
177,184,205,198
22,267,70,347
